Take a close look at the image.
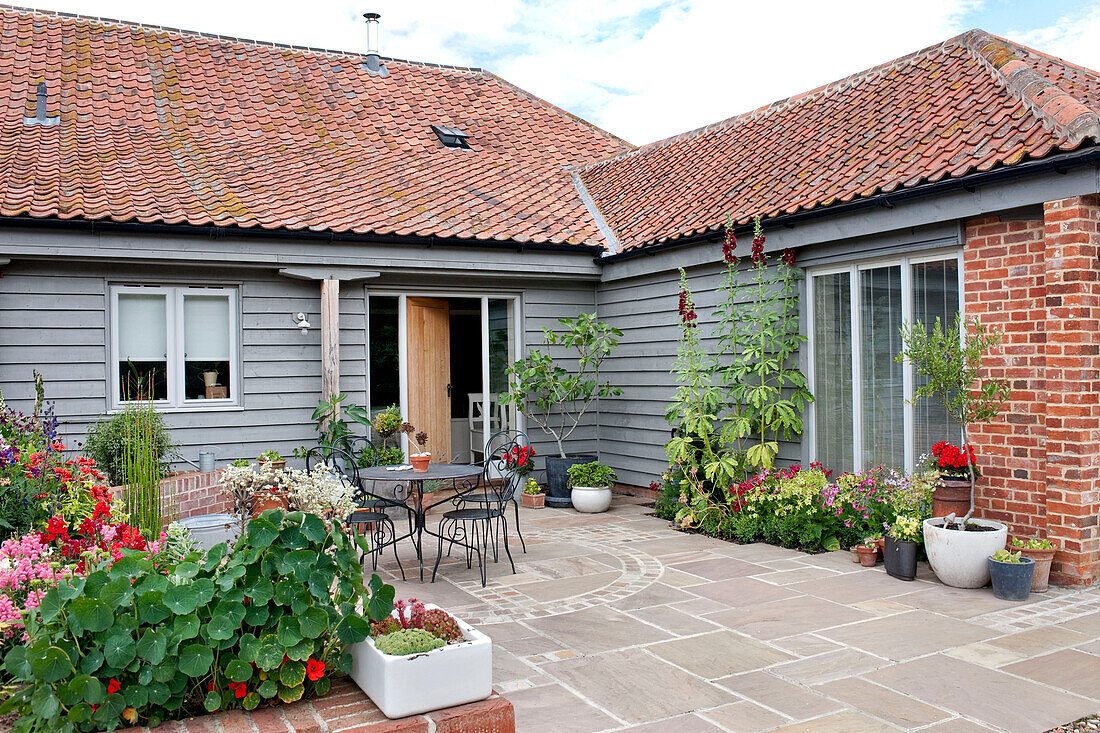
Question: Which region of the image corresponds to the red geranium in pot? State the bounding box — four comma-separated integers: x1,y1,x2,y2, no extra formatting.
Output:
930,441,978,519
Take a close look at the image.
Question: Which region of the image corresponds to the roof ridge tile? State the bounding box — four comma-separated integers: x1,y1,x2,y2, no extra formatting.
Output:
962,28,1100,145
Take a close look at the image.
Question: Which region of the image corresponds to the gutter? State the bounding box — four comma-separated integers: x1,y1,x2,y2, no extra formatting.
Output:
596,146,1100,264
0,216,606,257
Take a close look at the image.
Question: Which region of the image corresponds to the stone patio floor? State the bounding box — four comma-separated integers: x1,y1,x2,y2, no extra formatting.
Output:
372,496,1100,733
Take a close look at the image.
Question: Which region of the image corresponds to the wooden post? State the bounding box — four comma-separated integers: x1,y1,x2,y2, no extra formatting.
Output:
320,278,340,403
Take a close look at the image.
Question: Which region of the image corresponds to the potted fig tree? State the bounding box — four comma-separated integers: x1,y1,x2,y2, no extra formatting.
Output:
897,314,1011,589
567,461,617,513
501,313,622,507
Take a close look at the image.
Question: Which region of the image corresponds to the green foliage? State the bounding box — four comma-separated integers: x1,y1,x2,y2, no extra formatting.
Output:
1,510,395,731
373,628,445,656
566,461,616,488
887,515,923,543
311,393,371,448
652,471,682,521
84,407,176,487
257,450,282,462
119,396,172,539
1011,537,1054,550
991,548,1024,563
230,459,251,468
501,313,623,458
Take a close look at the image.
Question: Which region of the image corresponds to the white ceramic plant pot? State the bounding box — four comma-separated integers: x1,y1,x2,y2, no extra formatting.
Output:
350,605,492,719
571,485,612,513
923,517,1007,588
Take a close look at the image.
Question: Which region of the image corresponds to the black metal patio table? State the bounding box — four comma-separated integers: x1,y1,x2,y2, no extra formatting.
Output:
358,463,483,581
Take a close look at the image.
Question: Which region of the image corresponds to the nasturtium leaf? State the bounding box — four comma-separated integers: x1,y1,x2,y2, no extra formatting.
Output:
216,563,246,590
174,613,200,640
283,510,305,524
247,517,278,548
103,632,136,669
277,616,302,647
279,660,305,687
225,658,252,683
367,583,396,623
298,607,328,638
204,690,222,713
138,666,153,686
300,513,327,542
313,676,330,696
335,614,371,645
275,579,297,606
68,598,112,634
308,570,335,600
214,600,247,627
125,684,149,709
30,683,59,719
281,549,314,581
291,590,311,616
191,577,217,607
152,662,176,683
4,644,31,679
173,561,201,580
258,679,277,698
255,636,283,671
162,585,200,615
30,646,73,683
242,691,261,710
279,524,307,550
100,576,134,609
56,577,85,602
68,702,94,723
136,628,168,666
178,643,214,677
244,603,270,627
108,553,147,579
287,638,314,662
92,694,126,728
135,571,168,595
202,542,228,571
69,674,105,704
206,614,237,642
243,578,274,605
78,649,103,675
148,682,170,706
36,587,63,623
277,684,304,704
237,633,259,664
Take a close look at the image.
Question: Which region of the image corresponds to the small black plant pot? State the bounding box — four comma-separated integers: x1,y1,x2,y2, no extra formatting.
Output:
988,556,1035,601
883,537,918,581
544,454,596,508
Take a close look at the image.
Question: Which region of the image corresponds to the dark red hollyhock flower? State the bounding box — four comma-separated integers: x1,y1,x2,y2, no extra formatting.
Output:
781,248,796,266
751,233,766,265
722,228,738,264
678,289,698,327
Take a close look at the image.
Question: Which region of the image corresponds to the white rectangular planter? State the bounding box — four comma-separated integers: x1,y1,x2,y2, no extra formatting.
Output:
349,605,492,719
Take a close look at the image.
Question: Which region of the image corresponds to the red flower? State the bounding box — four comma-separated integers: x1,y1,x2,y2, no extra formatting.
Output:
722,228,738,264
228,681,247,699
781,248,796,266
107,678,121,695
208,682,217,692
678,289,698,327
306,659,325,682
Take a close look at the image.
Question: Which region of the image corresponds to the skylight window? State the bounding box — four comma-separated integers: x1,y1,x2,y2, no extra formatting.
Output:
431,125,470,149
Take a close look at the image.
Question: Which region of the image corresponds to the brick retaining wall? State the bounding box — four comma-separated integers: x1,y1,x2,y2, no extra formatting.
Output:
110,470,230,523
116,679,514,733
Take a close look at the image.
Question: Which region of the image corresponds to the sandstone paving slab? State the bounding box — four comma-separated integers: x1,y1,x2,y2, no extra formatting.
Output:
671,596,736,615
499,634,568,656
819,610,995,661
524,604,673,654
849,598,917,617
383,576,485,609
769,709,900,732
503,540,592,562
713,670,844,720
699,701,790,732
628,605,722,636
796,549,866,572
505,682,620,733
943,641,1026,668
688,576,800,608
1001,648,1100,700
1064,611,1100,637
891,584,1024,619
610,581,698,610
768,647,889,685
492,646,540,684
1076,638,1100,655
755,558,813,571
771,633,846,657
624,535,736,557
985,620,1092,659
813,676,951,728
869,653,1098,731
917,719,999,732
706,542,808,562
542,648,735,724
790,568,925,605
513,571,621,602
752,566,844,585
659,567,718,587
669,556,771,581
707,595,874,640
646,630,796,678
616,714,727,732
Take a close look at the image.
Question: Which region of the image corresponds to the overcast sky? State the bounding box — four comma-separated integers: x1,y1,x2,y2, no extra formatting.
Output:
23,0,1100,144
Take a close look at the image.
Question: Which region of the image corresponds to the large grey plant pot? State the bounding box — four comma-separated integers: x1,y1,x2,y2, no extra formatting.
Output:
923,518,1007,588
545,455,596,508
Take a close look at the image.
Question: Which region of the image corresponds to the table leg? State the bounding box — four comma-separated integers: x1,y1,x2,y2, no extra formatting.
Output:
415,479,426,581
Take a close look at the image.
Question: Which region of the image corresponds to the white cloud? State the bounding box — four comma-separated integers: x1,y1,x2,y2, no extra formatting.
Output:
19,0,1100,144
1008,5,1100,71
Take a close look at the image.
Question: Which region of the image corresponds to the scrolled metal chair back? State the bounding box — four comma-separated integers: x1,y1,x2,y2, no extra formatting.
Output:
334,435,381,469
305,445,363,500
483,430,530,503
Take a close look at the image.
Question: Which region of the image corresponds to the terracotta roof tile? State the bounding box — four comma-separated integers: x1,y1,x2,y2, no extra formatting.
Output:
0,5,630,245
579,29,1100,252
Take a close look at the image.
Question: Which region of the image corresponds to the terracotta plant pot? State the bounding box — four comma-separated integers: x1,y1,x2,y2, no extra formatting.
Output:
251,491,288,517
410,454,431,472
521,492,545,509
850,548,861,563
857,546,878,567
260,459,287,471
932,478,971,518
1015,545,1056,593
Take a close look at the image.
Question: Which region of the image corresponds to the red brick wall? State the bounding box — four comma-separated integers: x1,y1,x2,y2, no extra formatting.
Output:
110,470,230,524
964,197,1100,586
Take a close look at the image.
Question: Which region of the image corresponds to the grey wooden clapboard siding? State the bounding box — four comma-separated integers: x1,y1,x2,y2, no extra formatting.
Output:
596,258,803,487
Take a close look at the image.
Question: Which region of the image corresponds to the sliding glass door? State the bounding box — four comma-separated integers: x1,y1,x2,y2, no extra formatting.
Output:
809,252,962,473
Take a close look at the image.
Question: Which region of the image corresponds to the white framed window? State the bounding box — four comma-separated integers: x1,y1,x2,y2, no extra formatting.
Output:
110,285,240,409
806,249,963,473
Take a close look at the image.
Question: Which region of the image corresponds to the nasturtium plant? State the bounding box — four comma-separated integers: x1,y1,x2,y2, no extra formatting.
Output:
1,510,394,732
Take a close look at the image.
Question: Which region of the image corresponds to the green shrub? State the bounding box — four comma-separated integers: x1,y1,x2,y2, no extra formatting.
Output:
374,628,445,656
84,408,176,487
1011,537,1054,550
991,548,1024,563
1,510,394,731
566,461,616,488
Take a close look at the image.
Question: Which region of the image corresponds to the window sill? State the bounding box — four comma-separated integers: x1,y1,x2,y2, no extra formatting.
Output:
108,404,245,415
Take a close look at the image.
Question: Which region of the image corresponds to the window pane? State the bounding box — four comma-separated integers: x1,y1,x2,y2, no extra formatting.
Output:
488,299,517,432
184,294,232,400
912,259,962,458
813,273,853,473
368,296,400,412
117,293,167,401
860,266,904,469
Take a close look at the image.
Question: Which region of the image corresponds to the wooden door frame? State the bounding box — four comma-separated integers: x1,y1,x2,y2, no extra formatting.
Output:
364,288,525,458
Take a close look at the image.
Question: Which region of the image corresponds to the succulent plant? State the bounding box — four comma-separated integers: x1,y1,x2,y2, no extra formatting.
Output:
418,608,463,642
370,616,402,638
374,628,446,656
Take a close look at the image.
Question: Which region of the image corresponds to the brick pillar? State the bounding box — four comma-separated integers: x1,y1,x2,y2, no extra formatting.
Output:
1042,196,1100,586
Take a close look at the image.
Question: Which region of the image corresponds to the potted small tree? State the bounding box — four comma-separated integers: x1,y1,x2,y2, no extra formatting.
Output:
989,548,1035,601
501,313,622,507
1010,537,1057,593
521,478,545,509
884,515,921,581
897,314,1011,589
566,461,616,513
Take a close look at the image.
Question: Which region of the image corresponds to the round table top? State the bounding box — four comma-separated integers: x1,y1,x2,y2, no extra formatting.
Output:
359,463,482,481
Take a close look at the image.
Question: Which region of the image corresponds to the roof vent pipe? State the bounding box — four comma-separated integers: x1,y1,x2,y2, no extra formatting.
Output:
360,12,389,77
23,81,59,127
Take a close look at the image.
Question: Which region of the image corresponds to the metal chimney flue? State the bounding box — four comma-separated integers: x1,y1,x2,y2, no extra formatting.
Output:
360,12,389,77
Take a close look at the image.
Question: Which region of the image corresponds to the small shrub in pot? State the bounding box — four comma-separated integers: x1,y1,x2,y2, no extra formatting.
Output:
884,515,921,581
566,462,616,514
988,548,1035,601
1010,537,1056,593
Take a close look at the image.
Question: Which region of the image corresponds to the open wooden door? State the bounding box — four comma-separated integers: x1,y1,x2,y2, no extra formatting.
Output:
406,297,451,462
